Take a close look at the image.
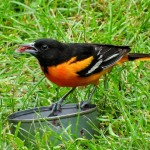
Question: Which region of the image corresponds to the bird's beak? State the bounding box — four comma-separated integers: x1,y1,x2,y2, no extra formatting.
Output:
16,42,38,56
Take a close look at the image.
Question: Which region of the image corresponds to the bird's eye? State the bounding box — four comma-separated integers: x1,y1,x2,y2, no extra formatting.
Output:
41,44,48,50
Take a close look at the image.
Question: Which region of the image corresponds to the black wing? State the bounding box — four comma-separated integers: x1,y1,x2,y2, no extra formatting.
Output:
75,44,131,77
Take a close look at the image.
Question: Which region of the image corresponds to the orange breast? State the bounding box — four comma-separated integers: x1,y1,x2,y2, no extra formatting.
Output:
42,56,112,87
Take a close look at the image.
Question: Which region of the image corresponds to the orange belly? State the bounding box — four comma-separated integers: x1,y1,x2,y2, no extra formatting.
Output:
44,66,112,87
41,56,112,87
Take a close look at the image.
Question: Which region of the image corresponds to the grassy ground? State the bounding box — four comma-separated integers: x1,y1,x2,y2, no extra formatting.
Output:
0,0,150,149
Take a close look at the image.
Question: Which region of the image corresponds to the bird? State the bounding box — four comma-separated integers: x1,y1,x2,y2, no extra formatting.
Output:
16,38,150,116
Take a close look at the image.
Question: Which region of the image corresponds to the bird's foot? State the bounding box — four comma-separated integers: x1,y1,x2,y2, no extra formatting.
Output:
80,101,92,109
48,88,75,117
80,85,97,109
48,102,62,117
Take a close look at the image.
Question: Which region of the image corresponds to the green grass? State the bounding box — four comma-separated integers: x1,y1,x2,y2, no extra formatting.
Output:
0,0,150,149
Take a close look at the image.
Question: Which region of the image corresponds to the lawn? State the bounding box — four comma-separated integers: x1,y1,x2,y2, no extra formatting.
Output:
0,0,150,149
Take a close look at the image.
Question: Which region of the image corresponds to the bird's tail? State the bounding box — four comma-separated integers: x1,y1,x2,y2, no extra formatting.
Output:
117,53,150,64
128,53,150,61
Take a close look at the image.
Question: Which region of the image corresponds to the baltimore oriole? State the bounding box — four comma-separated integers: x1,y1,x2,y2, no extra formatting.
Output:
17,38,150,116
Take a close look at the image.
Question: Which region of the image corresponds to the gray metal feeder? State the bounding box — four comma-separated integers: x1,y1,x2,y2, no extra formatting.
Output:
8,103,98,145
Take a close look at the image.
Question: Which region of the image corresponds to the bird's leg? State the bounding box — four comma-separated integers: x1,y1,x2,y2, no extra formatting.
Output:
80,85,97,109
48,88,75,116
56,87,76,110
103,75,108,108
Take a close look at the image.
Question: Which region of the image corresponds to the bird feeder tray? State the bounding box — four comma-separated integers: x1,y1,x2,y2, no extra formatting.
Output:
8,103,98,145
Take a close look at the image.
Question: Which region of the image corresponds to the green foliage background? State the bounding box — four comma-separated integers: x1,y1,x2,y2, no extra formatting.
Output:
0,0,150,149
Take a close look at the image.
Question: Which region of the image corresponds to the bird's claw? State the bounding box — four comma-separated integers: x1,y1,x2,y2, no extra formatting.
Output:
80,101,90,109
56,102,61,111
48,88,76,117
48,102,62,117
